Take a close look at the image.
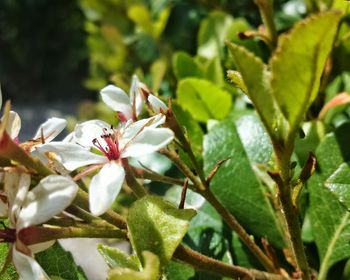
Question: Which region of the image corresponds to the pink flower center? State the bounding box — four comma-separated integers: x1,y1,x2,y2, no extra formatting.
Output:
92,128,120,161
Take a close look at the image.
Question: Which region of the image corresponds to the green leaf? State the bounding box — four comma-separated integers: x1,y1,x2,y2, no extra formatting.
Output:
172,52,203,80
164,188,227,279
127,195,196,267
309,179,350,280
227,42,287,141
270,11,342,132
231,232,262,269
226,18,262,57
343,258,350,280
203,120,285,248
295,121,326,165
308,124,350,279
176,78,232,122
203,57,224,87
0,243,18,280
325,163,350,211
185,202,233,279
227,70,247,94
127,4,153,35
312,122,350,181
197,11,233,59
36,242,87,280
97,244,140,270
172,104,204,165
235,114,272,164
150,59,167,93
164,261,195,280
108,251,159,280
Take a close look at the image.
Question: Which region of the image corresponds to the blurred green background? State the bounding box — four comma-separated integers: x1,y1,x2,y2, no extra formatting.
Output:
0,0,303,103
1,0,349,126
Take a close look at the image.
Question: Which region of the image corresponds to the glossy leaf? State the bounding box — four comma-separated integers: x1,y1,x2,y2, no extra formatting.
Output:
227,42,287,140
203,120,285,248
308,124,350,279
325,163,350,211
36,242,87,280
127,195,196,267
97,244,140,270
108,251,159,280
235,114,272,164
177,78,232,122
270,11,342,132
313,122,350,181
309,179,350,280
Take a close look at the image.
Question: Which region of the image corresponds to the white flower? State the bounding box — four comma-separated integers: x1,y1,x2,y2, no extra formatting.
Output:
1,172,78,280
37,115,174,216
100,75,168,122
100,75,144,122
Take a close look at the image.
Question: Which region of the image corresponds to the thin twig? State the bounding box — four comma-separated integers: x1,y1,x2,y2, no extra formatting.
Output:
174,245,288,280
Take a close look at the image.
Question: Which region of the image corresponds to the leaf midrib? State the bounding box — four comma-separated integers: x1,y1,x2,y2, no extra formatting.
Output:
318,211,350,280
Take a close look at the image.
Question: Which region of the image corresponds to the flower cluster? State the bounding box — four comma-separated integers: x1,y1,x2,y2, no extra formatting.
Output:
0,76,174,278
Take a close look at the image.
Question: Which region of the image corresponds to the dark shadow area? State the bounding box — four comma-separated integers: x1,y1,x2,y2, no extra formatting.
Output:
0,0,94,103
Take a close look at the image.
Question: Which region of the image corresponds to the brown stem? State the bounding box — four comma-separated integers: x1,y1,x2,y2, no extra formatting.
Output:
122,159,147,198
165,107,207,185
133,167,196,188
160,149,205,191
161,148,276,273
174,245,288,280
254,0,277,48
274,145,310,280
201,189,276,273
74,189,127,229
19,225,127,245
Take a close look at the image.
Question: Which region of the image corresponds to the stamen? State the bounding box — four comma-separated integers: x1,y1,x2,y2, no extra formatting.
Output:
92,138,109,158
92,129,120,161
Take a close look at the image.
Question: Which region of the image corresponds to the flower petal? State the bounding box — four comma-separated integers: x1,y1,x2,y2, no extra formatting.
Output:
4,111,21,140
29,241,55,254
148,95,168,113
10,173,31,225
36,142,106,171
33,117,67,143
12,247,49,280
17,175,78,229
89,161,125,216
100,85,133,119
74,119,111,148
122,127,174,158
129,75,144,117
120,114,165,146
